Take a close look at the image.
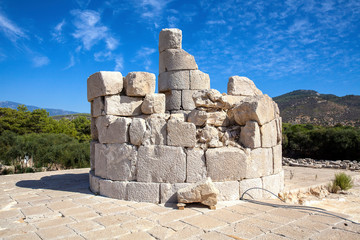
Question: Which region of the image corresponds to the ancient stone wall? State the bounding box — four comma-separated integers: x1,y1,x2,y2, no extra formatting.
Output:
88,28,284,203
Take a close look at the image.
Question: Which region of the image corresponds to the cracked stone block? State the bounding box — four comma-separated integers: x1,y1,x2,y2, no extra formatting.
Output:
143,118,167,145
260,119,278,148
160,183,190,204
189,70,210,90
273,144,282,174
91,97,105,117
227,76,262,97
159,28,182,53
99,179,127,200
87,71,123,102
125,72,156,97
127,182,160,203
187,109,207,126
186,148,207,183
165,90,182,111
129,118,146,146
137,145,186,183
141,93,166,114
105,95,143,116
96,115,131,144
239,178,263,200
240,121,261,149
213,181,240,201
159,49,198,73
167,120,196,147
206,111,229,127
182,90,197,110
106,143,137,181
158,70,190,92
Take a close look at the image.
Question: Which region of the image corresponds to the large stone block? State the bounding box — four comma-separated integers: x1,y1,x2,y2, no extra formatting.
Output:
240,121,261,149
87,71,123,102
206,147,248,181
227,76,262,97
96,115,131,144
273,144,282,174
99,179,127,200
247,148,273,178
125,72,155,97
90,140,98,171
192,89,231,109
197,125,222,148
160,183,189,204
129,118,146,145
187,109,207,126
105,95,143,116
137,145,186,183
91,97,104,117
143,118,167,145
159,49,198,73
233,95,276,126
186,148,207,183
167,120,196,147
182,90,197,110
91,117,98,140
189,70,210,90
206,111,229,126
262,172,283,199
213,181,240,201
260,119,278,148
89,170,100,194
106,143,137,181
94,143,107,178
165,90,181,111
141,93,165,114
239,178,263,200
127,182,160,203
158,70,190,92
159,28,182,53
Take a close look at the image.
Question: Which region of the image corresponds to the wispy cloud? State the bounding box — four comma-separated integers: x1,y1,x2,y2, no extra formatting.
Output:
0,51,6,61
134,47,156,70
52,19,66,42
64,54,75,69
75,0,91,9
94,51,112,62
114,56,124,71
206,20,226,25
0,12,27,42
32,56,50,67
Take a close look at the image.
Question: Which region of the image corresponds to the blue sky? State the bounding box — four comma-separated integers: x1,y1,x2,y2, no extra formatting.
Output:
0,0,359,113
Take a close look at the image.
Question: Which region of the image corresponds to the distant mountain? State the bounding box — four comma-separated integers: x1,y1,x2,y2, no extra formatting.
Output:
0,101,78,116
273,90,360,127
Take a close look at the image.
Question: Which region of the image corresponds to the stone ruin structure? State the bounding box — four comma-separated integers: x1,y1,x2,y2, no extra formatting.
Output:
88,28,284,204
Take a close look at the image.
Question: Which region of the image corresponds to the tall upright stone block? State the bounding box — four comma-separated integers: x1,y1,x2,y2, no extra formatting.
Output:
159,28,182,53
129,118,146,145
186,148,207,183
240,121,261,148
182,90,197,110
190,70,210,90
87,71,123,102
260,119,278,148
165,90,182,111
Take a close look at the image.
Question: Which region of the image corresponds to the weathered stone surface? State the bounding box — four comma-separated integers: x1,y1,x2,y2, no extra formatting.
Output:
247,148,273,178
99,179,127,200
129,118,146,145
233,94,276,126
197,125,222,148
141,93,165,114
186,148,207,183
187,110,207,126
158,71,189,92
94,143,107,178
90,140,97,170
239,178,263,200
127,182,160,203
227,76,262,97
87,71,123,102
190,70,210,90
105,95,143,116
89,170,100,194
160,183,189,204
96,115,131,144
167,120,196,147
177,177,219,206
206,111,229,126
240,121,261,148
193,89,229,109
91,118,98,140
137,145,186,183
165,90,181,111
159,49,198,73
125,72,156,97
182,90,197,110
262,172,283,199
260,119,278,148
224,95,246,108
213,181,240,201
275,117,282,144
106,143,137,181
170,111,188,121
159,28,182,53
206,147,248,181
142,118,167,145
273,144,282,174
91,97,104,117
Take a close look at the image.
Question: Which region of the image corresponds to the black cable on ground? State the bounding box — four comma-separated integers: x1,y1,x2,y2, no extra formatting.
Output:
240,187,360,225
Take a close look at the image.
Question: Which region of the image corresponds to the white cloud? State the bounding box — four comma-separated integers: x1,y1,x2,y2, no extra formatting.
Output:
206,20,226,25
71,9,118,51
75,0,91,9
32,56,50,67
0,12,27,42
167,16,178,27
52,19,66,42
0,51,6,61
94,51,112,62
64,54,75,69
134,47,156,70
114,56,124,71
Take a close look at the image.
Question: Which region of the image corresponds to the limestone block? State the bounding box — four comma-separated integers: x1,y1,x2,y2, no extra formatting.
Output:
127,182,160,203
125,72,155,97
94,143,107,178
247,148,273,178
262,172,282,199
137,145,186,183
260,119,278,148
233,94,276,126
105,95,143,116
206,147,248,181
227,76,262,97
159,28,182,53
275,117,282,144
99,179,127,200
165,90,181,111
91,118,98,140
197,125,222,148
177,177,219,207
159,49,198,73
87,71,123,102
239,178,263,200
89,171,100,194
223,95,246,108
182,90,197,110
192,89,231,109
96,115,131,144
143,118,167,145
186,148,207,183
240,121,261,149
213,181,240,201
189,70,210,90
106,143,137,181
169,111,188,121
167,120,196,147
187,109,207,126
160,183,190,204
158,71,190,92
141,93,165,114
91,97,104,117
129,118,146,145
273,144,282,174
90,140,98,170
206,111,229,126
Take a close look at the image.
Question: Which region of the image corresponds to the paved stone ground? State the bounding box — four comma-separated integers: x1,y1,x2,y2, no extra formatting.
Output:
1,168,360,240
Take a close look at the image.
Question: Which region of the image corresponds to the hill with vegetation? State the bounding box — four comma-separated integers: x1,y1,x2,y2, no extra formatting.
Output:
273,90,360,127
0,101,79,116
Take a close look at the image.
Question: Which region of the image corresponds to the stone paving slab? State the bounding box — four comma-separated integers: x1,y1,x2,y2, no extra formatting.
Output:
0,168,359,239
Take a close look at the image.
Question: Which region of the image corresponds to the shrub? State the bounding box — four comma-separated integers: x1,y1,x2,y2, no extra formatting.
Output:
329,172,353,193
